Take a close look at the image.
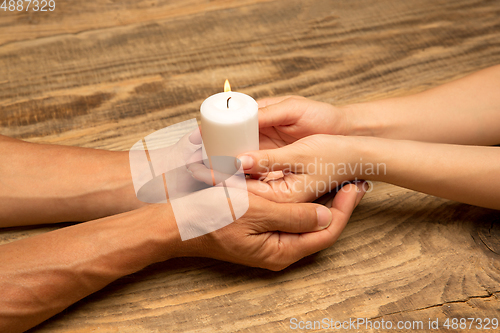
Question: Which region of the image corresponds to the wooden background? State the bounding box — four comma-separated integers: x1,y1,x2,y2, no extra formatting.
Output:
1,0,500,331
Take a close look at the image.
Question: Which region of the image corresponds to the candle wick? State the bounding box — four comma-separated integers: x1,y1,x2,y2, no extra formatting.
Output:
227,97,231,109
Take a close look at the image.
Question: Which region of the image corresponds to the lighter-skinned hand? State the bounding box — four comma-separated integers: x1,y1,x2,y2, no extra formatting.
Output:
237,135,367,203
189,134,367,204
258,96,350,149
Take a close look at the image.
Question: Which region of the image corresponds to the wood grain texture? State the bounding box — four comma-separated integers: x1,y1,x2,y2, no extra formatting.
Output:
1,0,499,332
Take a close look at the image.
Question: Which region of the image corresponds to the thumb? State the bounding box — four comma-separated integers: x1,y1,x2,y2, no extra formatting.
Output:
262,201,333,233
237,144,305,175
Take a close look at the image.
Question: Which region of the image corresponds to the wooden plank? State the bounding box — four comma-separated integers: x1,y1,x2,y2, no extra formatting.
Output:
0,0,499,332
0,0,275,47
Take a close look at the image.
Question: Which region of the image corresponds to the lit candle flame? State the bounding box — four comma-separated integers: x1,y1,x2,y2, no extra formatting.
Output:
224,79,231,92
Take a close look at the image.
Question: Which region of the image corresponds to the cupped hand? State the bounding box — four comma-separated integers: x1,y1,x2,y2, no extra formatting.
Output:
238,134,366,203
258,96,351,149
176,183,366,271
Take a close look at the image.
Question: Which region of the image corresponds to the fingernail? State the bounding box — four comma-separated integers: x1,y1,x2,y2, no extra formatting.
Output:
363,181,370,192
316,206,332,229
352,180,364,193
189,130,202,144
355,181,369,192
238,155,254,170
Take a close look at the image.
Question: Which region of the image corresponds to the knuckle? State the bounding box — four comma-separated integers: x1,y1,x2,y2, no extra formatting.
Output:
281,194,297,204
259,105,270,113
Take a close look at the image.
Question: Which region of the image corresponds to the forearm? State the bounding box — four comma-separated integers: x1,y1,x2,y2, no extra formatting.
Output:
0,204,178,333
346,65,500,145
357,137,500,209
0,136,145,227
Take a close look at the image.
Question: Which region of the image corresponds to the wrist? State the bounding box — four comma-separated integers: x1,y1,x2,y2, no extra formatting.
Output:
51,147,147,221
109,203,181,268
0,139,147,226
340,101,391,138
139,203,181,263
95,150,148,215
343,136,390,182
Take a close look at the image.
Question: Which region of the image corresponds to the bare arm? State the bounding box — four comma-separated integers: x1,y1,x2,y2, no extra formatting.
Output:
257,65,500,146
0,136,365,332
0,204,177,333
360,137,500,209
347,65,500,145
250,65,500,209
0,135,145,227
0,188,365,332
237,134,500,210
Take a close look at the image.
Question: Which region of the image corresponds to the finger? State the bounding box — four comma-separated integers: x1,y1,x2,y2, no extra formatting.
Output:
188,162,295,202
323,181,368,208
331,183,366,215
188,163,228,186
314,190,337,206
352,181,369,207
259,184,366,270
245,175,318,203
189,126,203,144
243,178,275,197
186,148,203,165
237,144,304,174
258,96,306,129
319,183,364,246
263,171,284,180
257,95,294,108
188,162,250,191
262,201,333,233
187,163,214,185
243,178,292,202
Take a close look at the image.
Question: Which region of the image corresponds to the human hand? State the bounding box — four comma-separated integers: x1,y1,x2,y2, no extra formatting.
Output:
189,134,365,203
258,96,350,149
174,183,366,271
130,123,206,203
239,134,367,203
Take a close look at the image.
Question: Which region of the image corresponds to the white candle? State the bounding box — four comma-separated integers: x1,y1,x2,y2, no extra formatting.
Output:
201,80,259,174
